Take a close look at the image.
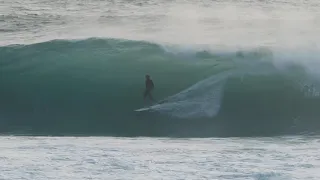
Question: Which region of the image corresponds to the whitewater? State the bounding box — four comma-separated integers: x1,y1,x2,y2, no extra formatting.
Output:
0,136,319,180
1,0,320,179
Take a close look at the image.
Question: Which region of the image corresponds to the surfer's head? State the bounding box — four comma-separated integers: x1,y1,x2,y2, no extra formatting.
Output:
145,74,150,79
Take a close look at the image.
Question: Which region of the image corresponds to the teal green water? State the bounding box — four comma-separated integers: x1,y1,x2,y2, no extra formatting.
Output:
1,38,320,136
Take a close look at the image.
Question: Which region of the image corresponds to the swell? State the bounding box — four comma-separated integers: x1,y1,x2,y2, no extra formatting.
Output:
1,38,320,137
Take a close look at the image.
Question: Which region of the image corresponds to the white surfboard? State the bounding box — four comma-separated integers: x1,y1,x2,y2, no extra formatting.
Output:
134,107,152,112
134,103,162,112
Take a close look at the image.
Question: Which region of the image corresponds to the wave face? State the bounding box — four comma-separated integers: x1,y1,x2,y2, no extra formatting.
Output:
1,38,320,137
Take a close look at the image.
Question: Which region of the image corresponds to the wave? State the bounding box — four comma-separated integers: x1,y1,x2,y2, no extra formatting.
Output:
1,38,320,137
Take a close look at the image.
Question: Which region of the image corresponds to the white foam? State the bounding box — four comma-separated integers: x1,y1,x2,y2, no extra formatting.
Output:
149,71,231,118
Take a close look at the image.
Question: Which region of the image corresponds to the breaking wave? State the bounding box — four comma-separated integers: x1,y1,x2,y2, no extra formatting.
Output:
1,38,320,137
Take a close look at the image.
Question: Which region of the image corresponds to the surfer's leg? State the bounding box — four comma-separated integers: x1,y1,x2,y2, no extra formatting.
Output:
143,90,149,104
143,90,148,99
148,90,155,103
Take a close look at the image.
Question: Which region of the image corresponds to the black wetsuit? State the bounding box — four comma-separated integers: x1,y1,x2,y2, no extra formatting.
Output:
144,79,154,99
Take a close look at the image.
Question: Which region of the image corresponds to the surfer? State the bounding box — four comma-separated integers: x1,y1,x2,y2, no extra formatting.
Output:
144,74,155,104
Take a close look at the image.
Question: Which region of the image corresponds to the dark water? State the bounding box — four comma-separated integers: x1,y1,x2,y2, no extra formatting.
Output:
1,38,320,137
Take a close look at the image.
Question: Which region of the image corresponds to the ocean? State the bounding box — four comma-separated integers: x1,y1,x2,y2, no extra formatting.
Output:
1,0,320,179
1,136,320,180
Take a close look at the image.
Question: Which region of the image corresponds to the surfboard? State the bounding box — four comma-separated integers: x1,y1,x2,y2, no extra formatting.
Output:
134,103,162,112
134,98,168,112
134,107,152,112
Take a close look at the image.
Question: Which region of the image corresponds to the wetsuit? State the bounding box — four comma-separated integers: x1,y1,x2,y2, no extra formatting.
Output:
144,79,154,99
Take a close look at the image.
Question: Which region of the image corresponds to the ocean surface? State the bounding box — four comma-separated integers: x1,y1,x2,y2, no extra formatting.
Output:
1,136,320,180
2,0,320,136
1,0,320,179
